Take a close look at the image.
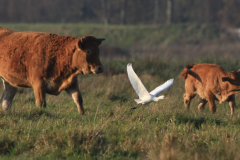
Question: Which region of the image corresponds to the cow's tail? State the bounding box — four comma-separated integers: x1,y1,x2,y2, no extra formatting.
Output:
180,64,195,81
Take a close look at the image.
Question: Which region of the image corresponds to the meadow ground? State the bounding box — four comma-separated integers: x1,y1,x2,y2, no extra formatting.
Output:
0,23,240,159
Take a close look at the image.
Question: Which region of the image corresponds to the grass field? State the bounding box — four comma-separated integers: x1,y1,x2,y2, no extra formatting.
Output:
0,23,240,159
0,23,223,47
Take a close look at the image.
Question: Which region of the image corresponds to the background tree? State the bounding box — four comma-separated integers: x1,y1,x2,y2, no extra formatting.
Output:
120,0,126,25
0,0,240,27
219,0,240,26
154,0,160,24
167,0,173,25
88,0,112,25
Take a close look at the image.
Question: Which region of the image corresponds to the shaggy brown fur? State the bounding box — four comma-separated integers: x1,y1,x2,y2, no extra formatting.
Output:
0,27,105,114
180,63,240,116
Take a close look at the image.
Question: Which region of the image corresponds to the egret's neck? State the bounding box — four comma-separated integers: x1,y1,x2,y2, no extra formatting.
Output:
153,95,165,101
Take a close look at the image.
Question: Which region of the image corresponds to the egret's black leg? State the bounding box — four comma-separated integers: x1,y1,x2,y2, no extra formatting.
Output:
130,103,142,111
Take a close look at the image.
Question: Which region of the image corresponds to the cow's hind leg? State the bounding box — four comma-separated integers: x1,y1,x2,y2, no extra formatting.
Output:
1,80,17,111
227,95,235,116
184,81,196,109
33,80,46,108
65,79,85,115
183,93,196,109
198,98,207,112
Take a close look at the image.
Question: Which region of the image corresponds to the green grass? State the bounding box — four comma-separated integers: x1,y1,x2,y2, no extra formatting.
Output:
1,57,240,159
0,23,222,48
0,23,240,159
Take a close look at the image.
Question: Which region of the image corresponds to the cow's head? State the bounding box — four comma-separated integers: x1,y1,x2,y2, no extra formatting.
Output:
222,69,240,85
73,35,104,74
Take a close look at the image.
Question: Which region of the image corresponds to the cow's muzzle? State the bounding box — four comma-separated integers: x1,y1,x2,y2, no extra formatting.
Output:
92,66,104,74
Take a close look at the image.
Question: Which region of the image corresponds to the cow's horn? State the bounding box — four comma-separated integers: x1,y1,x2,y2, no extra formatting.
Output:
97,38,105,41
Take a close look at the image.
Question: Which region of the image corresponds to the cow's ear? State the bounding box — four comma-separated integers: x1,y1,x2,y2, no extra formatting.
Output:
96,38,105,45
77,39,85,51
238,69,240,72
229,71,239,80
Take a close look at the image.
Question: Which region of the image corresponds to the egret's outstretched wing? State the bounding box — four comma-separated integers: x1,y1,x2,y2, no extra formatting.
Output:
149,78,174,96
127,63,149,98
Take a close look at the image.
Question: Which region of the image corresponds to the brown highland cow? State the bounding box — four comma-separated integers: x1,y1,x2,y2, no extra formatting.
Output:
0,27,105,114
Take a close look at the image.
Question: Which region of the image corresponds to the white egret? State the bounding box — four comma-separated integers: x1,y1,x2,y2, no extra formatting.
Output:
127,63,174,110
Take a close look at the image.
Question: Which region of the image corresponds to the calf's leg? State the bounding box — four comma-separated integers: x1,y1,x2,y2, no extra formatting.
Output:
227,95,235,116
206,92,216,113
198,98,207,112
184,82,196,109
1,80,17,111
183,93,196,109
65,79,85,115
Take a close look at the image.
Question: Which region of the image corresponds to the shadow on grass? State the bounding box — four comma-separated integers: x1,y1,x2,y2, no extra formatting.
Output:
173,113,224,129
5,109,59,121
0,139,15,155
108,94,128,102
0,138,34,156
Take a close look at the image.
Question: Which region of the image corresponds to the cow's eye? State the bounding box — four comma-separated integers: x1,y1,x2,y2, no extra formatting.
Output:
86,50,91,55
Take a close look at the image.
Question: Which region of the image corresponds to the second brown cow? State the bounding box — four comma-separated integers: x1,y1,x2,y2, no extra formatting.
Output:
0,27,105,115
180,63,240,116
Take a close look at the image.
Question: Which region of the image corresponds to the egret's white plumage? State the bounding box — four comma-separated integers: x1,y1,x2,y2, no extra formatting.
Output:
127,63,174,109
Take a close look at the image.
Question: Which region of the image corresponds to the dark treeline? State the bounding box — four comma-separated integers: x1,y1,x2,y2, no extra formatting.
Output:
0,0,240,27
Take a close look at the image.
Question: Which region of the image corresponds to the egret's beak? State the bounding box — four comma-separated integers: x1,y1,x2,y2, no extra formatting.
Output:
165,97,169,99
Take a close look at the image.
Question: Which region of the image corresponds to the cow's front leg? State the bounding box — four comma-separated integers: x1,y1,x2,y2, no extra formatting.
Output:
227,95,235,116
65,79,84,115
33,80,46,108
1,80,17,111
